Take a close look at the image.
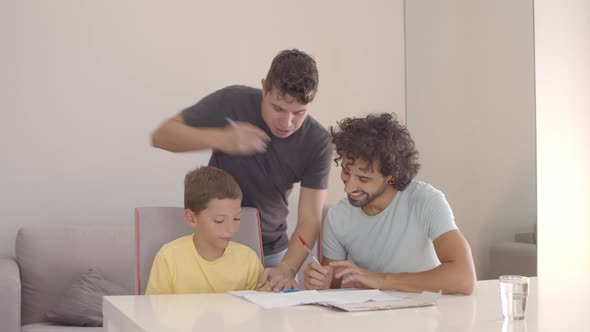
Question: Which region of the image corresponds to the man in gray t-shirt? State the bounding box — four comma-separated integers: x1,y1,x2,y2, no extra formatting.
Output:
152,49,332,292
303,113,476,295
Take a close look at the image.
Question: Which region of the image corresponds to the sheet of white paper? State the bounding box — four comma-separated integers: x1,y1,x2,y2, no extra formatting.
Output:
242,290,320,309
315,289,403,304
229,289,401,309
227,290,260,297
329,291,442,312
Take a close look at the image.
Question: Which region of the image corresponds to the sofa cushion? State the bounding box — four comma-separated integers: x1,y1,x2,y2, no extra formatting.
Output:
16,224,135,325
489,241,537,279
45,268,128,327
22,322,103,332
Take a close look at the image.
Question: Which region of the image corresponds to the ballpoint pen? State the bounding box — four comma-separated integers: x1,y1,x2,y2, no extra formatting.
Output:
297,234,320,264
225,117,237,126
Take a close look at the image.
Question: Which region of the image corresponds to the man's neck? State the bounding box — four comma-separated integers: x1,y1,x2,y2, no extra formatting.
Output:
361,187,398,216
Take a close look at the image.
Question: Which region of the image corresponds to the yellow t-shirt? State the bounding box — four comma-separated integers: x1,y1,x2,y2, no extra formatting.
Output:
145,235,263,294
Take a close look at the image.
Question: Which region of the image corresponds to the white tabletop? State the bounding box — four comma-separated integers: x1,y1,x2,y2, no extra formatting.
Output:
103,276,590,332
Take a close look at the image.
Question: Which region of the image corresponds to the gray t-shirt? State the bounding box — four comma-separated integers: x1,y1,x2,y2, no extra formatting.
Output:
323,180,458,273
181,85,332,255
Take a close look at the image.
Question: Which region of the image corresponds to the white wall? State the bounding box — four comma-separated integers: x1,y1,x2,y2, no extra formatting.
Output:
405,0,537,279
535,0,590,276
0,0,405,257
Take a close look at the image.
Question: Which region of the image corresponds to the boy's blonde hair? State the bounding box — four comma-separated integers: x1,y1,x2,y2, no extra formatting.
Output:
184,166,242,214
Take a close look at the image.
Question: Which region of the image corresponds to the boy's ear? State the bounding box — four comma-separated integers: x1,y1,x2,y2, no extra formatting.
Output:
261,79,266,94
184,209,197,229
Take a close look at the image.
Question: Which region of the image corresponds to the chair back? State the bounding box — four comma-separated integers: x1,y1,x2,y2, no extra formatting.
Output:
134,206,263,294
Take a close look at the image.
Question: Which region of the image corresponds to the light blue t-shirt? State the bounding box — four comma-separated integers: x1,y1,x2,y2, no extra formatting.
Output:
323,180,457,273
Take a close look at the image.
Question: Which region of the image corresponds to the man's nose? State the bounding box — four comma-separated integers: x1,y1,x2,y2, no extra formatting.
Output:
280,113,294,128
343,178,357,194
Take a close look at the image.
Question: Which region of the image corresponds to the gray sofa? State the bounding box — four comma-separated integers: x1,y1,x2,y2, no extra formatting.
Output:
489,227,537,279
0,224,135,332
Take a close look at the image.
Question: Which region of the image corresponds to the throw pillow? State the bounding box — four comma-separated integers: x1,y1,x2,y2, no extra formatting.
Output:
45,268,129,326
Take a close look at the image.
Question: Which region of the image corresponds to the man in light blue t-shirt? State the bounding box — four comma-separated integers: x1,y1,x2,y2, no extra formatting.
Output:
303,113,476,295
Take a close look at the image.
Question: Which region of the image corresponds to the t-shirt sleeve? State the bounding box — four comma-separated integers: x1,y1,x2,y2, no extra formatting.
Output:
180,88,231,128
419,190,458,240
245,252,264,291
300,132,332,190
145,251,174,295
321,209,347,260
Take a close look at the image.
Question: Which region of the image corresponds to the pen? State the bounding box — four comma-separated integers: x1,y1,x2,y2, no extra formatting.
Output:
225,117,237,126
297,234,320,264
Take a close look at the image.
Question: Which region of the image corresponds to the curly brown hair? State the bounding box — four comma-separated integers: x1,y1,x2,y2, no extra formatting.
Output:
264,49,319,104
184,166,242,213
330,113,421,191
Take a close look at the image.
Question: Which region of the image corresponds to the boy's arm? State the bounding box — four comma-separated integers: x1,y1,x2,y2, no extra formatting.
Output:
257,187,326,291
145,253,174,295
151,114,269,155
246,252,265,291
330,230,477,295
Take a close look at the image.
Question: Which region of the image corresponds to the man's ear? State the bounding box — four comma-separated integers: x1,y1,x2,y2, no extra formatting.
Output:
185,209,197,229
387,176,396,185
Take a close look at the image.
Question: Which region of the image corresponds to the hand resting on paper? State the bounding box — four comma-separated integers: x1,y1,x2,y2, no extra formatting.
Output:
257,262,299,292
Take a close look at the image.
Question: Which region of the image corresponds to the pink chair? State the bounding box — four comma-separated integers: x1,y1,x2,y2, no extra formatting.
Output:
134,206,263,295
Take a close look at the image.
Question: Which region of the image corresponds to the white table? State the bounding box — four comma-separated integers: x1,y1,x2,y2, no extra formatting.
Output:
103,276,590,332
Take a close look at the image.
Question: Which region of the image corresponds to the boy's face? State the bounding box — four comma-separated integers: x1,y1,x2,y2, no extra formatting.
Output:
260,79,312,139
187,198,241,251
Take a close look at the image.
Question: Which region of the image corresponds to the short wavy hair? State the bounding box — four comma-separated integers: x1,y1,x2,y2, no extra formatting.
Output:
330,113,421,191
184,166,242,214
265,49,318,104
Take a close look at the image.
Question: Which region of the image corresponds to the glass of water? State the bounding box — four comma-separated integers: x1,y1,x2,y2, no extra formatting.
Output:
499,275,529,320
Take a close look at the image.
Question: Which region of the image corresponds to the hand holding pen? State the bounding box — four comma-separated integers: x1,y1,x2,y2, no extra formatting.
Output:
298,234,334,290
221,117,270,155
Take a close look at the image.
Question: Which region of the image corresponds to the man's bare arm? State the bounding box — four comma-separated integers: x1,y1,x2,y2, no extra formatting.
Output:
281,187,326,272
257,187,327,291
151,114,269,154
380,230,476,295
331,230,476,295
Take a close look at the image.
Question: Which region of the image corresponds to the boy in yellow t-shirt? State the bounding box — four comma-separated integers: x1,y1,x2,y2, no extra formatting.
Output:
146,166,263,294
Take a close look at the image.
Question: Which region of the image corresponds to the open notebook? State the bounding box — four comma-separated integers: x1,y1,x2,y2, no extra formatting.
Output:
228,289,441,312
